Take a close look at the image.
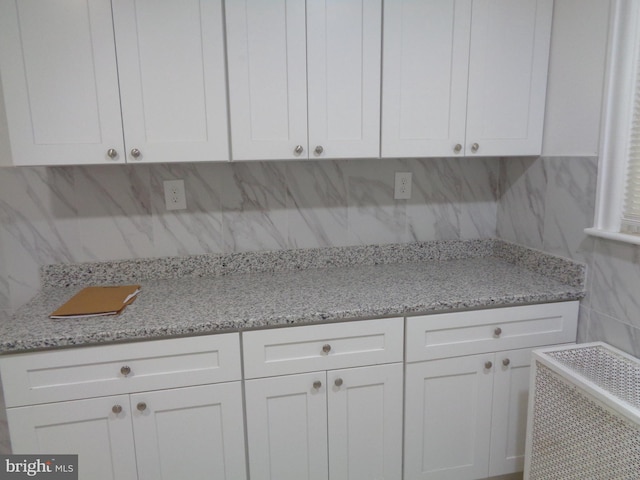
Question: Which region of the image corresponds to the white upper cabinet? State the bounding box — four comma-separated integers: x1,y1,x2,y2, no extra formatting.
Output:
0,0,230,165
226,0,382,160
382,0,553,158
382,0,472,158
0,0,125,166
112,0,230,163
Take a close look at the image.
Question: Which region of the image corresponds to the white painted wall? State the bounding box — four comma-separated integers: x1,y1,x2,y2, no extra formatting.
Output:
542,0,611,156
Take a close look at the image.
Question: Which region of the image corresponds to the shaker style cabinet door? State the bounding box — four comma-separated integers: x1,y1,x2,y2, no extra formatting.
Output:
381,0,472,158
245,372,329,480
465,0,553,156
131,383,247,480
6,395,138,480
489,348,533,477
225,0,308,161
306,0,382,159
112,0,230,163
404,355,494,480
327,363,403,480
0,0,125,166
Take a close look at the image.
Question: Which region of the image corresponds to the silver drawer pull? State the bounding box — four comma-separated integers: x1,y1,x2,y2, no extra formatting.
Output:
322,344,332,354
137,402,147,412
313,381,322,390
112,405,123,414
503,358,511,367
334,378,343,387
485,361,493,370
120,365,131,376
494,327,502,337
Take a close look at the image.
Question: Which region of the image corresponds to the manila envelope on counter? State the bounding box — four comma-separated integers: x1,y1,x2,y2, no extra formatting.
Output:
50,285,141,319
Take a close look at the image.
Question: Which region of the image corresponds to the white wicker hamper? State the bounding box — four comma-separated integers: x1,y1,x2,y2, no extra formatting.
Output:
524,342,640,479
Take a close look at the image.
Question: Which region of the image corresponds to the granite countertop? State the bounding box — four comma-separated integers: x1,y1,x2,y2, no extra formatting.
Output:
0,240,586,353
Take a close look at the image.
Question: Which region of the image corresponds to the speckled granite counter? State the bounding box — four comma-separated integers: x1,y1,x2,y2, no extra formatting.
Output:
0,239,585,353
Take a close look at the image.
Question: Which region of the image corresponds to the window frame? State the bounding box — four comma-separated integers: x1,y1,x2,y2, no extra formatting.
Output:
586,0,640,246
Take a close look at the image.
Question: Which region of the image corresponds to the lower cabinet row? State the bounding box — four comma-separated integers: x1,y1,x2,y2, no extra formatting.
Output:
6,351,532,480
3,302,579,480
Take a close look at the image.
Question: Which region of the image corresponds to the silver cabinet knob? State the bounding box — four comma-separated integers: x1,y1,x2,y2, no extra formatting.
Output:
136,402,147,412
313,381,322,390
322,344,332,354
471,143,479,153
130,148,141,159
112,405,123,414
314,145,324,155
120,365,131,376
485,361,493,370
503,358,511,367
494,327,502,337
107,148,118,159
453,144,462,153
334,378,343,387
294,145,304,155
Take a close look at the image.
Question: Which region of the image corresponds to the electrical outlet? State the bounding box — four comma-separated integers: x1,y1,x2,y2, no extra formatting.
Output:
394,172,412,200
163,179,187,211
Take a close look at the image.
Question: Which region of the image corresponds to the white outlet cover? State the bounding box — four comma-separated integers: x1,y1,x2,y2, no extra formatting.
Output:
163,179,187,211
394,172,412,200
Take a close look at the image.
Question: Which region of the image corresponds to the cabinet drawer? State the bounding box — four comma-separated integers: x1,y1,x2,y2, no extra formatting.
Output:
405,302,579,362
0,333,241,407
242,318,404,379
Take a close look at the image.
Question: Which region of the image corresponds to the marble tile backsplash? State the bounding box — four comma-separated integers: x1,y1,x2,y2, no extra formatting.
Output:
0,157,500,311
498,155,640,358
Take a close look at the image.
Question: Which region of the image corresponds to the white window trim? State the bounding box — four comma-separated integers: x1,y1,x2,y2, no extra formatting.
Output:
586,0,640,246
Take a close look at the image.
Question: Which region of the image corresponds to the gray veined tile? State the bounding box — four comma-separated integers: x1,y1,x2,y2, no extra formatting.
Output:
587,309,640,358
221,162,289,252
150,163,225,257
74,165,153,262
542,156,598,262
345,159,408,245
497,157,547,249
285,160,348,248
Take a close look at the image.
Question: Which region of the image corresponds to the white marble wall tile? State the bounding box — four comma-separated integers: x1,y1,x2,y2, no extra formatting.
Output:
150,163,224,257
345,159,408,245
590,238,640,328
221,162,289,252
407,158,499,241
285,161,348,248
74,165,153,261
541,157,598,263
587,309,640,358
0,167,79,308
497,157,547,249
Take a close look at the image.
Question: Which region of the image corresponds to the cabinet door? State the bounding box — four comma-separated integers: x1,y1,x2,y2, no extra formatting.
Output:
0,0,125,166
6,396,137,480
404,355,494,480
245,372,328,480
465,0,553,156
307,0,382,159
112,0,229,163
489,348,533,477
131,383,247,480
381,0,472,158
225,0,308,160
328,363,403,480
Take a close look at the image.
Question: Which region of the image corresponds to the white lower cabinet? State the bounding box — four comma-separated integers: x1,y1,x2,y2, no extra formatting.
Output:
1,334,247,480
243,318,405,480
246,364,403,480
403,301,579,480
7,395,139,480
404,348,534,480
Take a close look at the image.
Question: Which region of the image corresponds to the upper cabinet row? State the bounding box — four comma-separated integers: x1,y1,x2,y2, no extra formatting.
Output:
0,0,554,166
